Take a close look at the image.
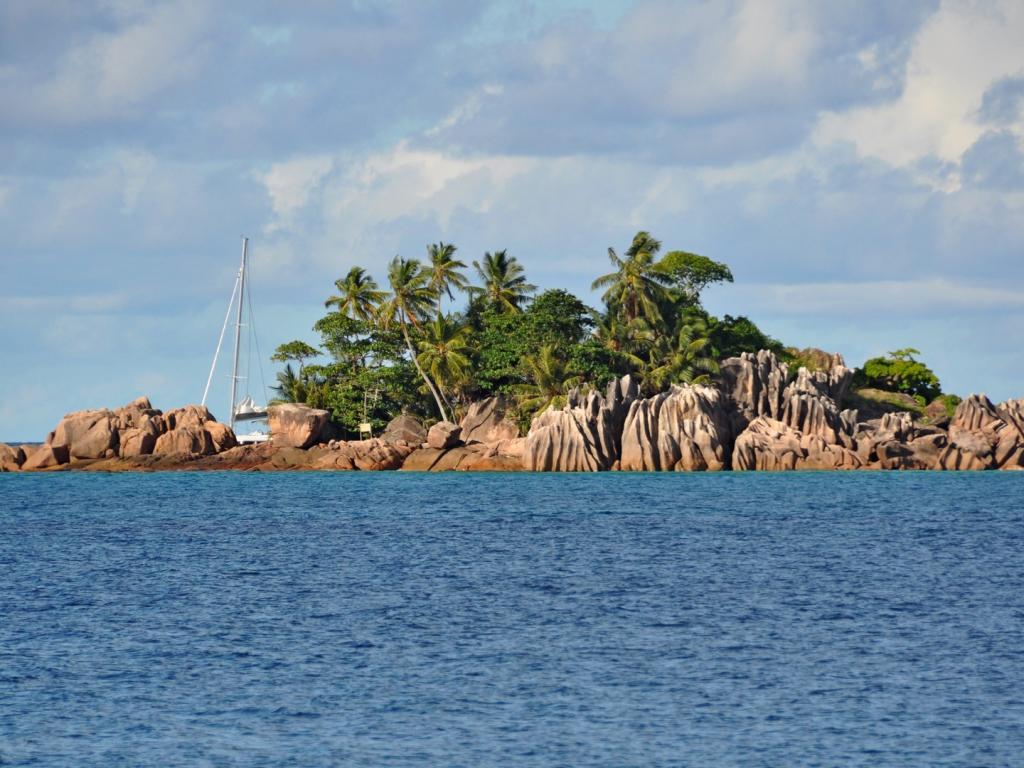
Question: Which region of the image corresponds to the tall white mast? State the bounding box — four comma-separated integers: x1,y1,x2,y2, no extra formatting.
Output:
229,236,248,429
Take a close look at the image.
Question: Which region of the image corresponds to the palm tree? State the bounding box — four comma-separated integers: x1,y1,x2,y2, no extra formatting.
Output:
426,242,469,316
378,256,451,422
645,318,719,393
516,344,583,415
417,316,472,405
592,231,669,325
325,266,386,321
471,250,536,312
270,363,306,404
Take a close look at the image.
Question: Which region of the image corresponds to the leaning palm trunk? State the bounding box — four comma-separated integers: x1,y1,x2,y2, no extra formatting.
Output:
400,314,451,423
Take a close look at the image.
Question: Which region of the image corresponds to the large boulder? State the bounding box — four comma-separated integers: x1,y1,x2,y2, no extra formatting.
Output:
311,439,414,471
719,350,790,431
400,438,526,472
997,399,1024,469
459,397,520,444
49,409,119,459
164,404,217,431
777,390,856,449
205,421,238,453
400,447,448,471
22,443,70,471
153,425,215,456
785,358,854,405
733,417,862,471
268,403,331,449
381,413,427,445
0,443,26,472
719,349,854,435
113,397,166,434
119,428,157,458
523,376,638,472
620,385,730,471
427,421,462,450
941,394,1024,470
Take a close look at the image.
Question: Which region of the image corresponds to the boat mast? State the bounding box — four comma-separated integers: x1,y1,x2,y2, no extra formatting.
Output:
201,270,240,408
229,236,248,429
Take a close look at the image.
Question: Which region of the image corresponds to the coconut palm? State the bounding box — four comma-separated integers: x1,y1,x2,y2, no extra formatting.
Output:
417,315,472,405
644,318,719,393
426,242,469,316
470,250,536,312
325,266,386,322
516,344,584,415
377,256,451,422
592,309,655,369
592,231,669,325
270,363,306,404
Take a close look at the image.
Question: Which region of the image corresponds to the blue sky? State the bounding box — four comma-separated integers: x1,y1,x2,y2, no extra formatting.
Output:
2,0,1023,439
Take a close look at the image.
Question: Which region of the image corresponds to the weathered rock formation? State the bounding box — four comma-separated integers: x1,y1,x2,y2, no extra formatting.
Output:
733,417,863,471
0,443,26,472
11,397,236,470
401,438,526,472
720,350,853,433
523,375,637,471
459,396,520,444
620,385,730,471
936,395,1024,470
381,413,427,446
719,350,790,429
267,403,330,449
22,443,71,471
427,421,463,450
8,352,1023,473
49,409,118,459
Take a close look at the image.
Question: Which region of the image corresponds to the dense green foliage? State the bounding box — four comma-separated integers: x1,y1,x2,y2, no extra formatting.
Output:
654,250,733,304
853,348,942,401
269,231,947,432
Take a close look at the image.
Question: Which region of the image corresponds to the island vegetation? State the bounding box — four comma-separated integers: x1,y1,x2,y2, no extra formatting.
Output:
5,231,1015,475
270,231,955,437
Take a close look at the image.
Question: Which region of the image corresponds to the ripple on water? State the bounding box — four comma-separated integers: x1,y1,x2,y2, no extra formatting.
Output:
0,471,1023,766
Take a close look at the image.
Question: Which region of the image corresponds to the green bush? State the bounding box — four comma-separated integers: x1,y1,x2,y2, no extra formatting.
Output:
853,348,941,401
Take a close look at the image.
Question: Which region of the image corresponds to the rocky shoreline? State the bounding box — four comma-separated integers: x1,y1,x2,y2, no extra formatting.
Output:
3,351,1022,473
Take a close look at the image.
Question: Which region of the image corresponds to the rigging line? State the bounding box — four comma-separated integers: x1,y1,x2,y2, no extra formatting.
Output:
245,244,269,401
202,270,241,407
246,279,253,393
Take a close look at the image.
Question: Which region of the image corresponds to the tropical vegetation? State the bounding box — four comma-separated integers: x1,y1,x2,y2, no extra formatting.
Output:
269,232,953,437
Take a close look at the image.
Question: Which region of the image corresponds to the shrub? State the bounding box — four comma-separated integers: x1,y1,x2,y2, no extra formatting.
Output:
853,348,941,401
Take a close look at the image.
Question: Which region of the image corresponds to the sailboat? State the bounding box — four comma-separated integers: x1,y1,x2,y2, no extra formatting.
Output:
202,236,271,444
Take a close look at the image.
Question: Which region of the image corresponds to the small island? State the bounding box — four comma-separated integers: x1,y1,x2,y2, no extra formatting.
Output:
3,232,1021,473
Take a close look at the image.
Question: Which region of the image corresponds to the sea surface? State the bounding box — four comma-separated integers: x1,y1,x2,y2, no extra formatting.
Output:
1,472,1023,767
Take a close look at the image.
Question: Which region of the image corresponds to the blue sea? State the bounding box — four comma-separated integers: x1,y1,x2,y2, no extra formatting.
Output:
1,472,1023,767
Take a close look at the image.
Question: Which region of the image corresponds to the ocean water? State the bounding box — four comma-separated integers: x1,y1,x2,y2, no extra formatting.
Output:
1,472,1023,767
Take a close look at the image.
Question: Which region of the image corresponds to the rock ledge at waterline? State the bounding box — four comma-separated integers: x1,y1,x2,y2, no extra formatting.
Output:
4,352,1023,473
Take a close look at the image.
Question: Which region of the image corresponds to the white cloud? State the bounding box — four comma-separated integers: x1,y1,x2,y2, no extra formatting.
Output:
814,0,1024,171
609,0,818,116
27,0,210,123
426,84,504,137
725,278,1024,316
257,154,335,231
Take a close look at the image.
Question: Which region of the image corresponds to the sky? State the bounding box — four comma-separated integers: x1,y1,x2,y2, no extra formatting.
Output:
1,0,1023,440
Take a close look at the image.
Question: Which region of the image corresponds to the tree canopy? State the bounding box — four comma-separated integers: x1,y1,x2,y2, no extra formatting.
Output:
267,230,945,435
654,250,733,304
854,349,942,401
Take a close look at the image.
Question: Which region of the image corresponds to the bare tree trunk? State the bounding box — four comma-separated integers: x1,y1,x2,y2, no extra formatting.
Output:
401,315,450,423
